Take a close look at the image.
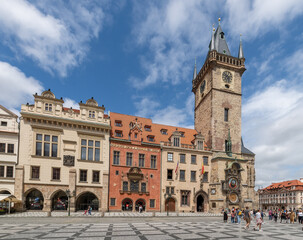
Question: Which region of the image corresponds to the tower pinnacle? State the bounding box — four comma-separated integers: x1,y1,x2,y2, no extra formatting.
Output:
238,34,244,59
192,57,197,80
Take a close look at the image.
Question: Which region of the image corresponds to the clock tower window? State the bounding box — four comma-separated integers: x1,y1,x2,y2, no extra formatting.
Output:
224,108,229,122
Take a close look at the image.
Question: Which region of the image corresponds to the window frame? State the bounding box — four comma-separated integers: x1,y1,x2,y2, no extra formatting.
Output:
150,199,155,208
52,167,60,180
31,166,40,179
35,133,58,157
190,171,196,182
139,153,145,167
92,170,100,183
179,154,186,163
224,108,229,122
167,169,173,180
80,139,101,161
167,152,173,162
79,169,88,182
113,151,120,165
150,155,156,169
191,155,196,164
126,152,133,166
179,170,185,181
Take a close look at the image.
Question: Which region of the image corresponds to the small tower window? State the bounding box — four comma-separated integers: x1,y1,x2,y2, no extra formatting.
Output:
220,32,224,39
45,103,52,111
224,108,229,122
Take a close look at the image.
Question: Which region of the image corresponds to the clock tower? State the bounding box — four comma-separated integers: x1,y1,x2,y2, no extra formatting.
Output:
192,21,245,155
192,20,255,210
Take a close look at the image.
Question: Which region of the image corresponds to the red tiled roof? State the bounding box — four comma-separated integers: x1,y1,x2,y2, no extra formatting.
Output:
264,180,303,190
110,112,208,148
62,107,80,114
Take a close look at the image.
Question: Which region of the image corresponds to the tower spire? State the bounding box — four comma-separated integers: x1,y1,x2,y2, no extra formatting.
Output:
210,25,215,51
193,57,197,80
238,34,244,59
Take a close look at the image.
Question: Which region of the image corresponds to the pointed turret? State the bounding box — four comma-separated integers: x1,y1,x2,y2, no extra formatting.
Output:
210,26,215,51
208,18,231,55
192,57,197,80
238,34,244,59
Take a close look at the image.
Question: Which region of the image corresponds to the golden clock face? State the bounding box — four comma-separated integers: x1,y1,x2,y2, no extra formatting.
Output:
222,71,232,83
229,193,238,203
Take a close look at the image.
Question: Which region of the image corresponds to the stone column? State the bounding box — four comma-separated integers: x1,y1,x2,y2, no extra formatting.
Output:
101,172,109,212
14,165,24,211
69,169,76,212
44,199,51,212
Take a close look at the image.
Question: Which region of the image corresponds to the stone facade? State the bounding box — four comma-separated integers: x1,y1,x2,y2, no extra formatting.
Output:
15,90,110,212
0,105,18,196
192,25,256,211
259,179,303,210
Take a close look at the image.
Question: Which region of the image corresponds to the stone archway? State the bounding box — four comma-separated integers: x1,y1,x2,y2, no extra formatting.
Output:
196,195,204,212
122,198,133,211
0,190,11,194
51,190,68,211
76,192,99,211
25,189,44,210
165,198,176,212
194,190,208,213
135,199,146,211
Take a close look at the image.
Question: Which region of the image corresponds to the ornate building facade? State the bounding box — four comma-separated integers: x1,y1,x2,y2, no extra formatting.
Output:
192,21,255,211
15,90,110,212
259,179,303,210
0,105,18,196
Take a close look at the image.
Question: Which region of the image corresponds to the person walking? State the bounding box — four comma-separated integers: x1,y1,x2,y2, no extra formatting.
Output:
273,211,278,223
290,210,295,224
244,207,251,230
223,209,228,223
269,209,272,221
231,210,235,223
254,209,263,231
88,205,92,215
298,209,303,225
237,209,242,225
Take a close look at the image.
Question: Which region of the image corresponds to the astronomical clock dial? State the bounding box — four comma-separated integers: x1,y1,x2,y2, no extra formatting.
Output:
229,193,239,204
222,71,232,83
200,80,206,93
228,178,239,190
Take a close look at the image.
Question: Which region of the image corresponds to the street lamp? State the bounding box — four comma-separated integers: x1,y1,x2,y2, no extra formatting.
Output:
164,193,172,216
65,189,75,217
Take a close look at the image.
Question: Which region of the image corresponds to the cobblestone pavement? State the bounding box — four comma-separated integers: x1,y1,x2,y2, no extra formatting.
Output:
0,219,303,239
0,211,221,217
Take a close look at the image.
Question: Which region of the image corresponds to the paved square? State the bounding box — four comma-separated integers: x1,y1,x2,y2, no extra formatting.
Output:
0,218,303,239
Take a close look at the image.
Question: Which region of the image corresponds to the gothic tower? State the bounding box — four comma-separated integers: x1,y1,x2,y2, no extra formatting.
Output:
192,20,245,155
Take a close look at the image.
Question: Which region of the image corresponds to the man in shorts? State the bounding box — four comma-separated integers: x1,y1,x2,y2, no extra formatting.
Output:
244,207,251,230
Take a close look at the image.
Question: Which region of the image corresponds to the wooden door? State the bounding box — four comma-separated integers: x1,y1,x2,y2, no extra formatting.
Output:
165,198,175,212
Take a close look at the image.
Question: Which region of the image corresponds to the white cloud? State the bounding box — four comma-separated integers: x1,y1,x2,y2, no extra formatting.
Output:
242,79,303,188
0,0,107,77
63,98,79,110
225,0,303,39
0,61,43,110
134,94,194,128
130,0,217,89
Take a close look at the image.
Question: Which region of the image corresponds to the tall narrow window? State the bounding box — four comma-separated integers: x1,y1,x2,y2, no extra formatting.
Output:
0,166,4,177
51,136,58,157
0,143,5,152
150,155,156,168
81,139,87,160
180,170,185,181
31,166,40,179
191,171,196,182
141,182,146,192
52,168,60,180
44,135,50,156
167,153,173,162
80,170,87,182
123,181,128,191
203,156,209,165
88,140,93,160
180,154,186,163
202,172,209,182
197,141,203,150
191,155,196,164
92,171,100,182
167,169,173,180
126,152,133,166
36,134,42,156
113,151,120,165
224,108,229,122
139,154,145,167
7,144,14,153
173,137,180,147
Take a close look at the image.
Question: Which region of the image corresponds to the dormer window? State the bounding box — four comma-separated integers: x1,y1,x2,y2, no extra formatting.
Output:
147,135,154,142
144,125,151,131
173,137,180,147
89,111,95,118
197,140,203,150
115,120,122,127
45,103,52,111
115,130,123,137
160,129,168,135
180,132,185,137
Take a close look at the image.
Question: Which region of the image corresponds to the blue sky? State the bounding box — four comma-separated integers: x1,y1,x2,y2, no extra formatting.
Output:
1,0,303,188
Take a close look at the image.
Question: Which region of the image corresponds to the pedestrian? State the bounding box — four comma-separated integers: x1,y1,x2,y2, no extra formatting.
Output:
290,210,295,224
88,205,92,215
223,209,228,223
269,209,272,221
237,209,242,225
274,211,278,223
254,209,263,231
231,210,235,223
280,210,286,223
244,207,251,230
298,209,303,225
139,205,143,213
83,208,88,215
